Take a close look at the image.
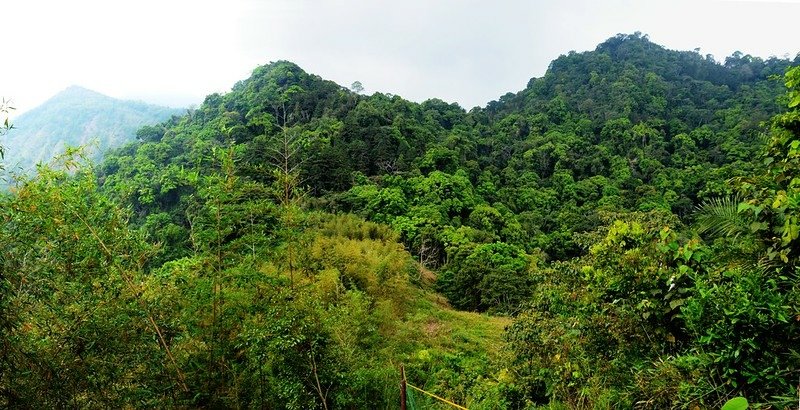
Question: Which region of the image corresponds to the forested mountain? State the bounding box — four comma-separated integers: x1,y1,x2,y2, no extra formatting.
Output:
2,33,800,408
101,33,796,270
1,85,180,176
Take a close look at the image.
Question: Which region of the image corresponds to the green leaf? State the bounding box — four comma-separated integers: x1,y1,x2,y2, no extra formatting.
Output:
683,249,693,262
669,299,684,310
721,396,748,410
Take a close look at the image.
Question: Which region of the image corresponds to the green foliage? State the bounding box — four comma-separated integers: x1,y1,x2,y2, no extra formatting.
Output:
505,65,800,408
722,396,748,410
731,65,800,270
696,196,750,239
0,150,509,407
0,97,13,173
4,36,800,408
0,156,172,407
439,242,532,313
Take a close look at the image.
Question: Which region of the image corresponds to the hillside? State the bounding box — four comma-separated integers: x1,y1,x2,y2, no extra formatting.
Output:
2,33,800,408
1,86,180,175
100,34,795,265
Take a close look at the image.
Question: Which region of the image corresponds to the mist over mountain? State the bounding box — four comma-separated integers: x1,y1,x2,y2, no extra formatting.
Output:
2,86,181,175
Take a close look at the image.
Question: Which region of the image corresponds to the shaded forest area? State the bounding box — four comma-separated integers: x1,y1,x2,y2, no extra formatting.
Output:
2,33,800,408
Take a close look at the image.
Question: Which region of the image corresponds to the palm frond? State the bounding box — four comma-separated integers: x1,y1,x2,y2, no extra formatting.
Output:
695,196,750,239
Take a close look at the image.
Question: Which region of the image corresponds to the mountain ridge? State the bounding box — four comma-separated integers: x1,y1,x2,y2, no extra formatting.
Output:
3,33,800,407
2,86,181,177
99,34,798,262
89,35,800,406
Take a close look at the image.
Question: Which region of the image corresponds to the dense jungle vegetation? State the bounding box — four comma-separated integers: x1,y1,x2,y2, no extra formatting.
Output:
2,33,800,408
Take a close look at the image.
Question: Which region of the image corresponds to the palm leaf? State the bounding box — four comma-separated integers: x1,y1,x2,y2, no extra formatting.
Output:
695,196,750,239
695,196,778,274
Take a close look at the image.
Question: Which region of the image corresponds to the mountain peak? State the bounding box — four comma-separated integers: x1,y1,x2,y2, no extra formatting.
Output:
2,86,181,174
52,85,110,101
63,84,92,93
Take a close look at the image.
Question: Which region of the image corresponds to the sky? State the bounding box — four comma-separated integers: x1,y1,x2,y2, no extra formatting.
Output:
1,0,798,118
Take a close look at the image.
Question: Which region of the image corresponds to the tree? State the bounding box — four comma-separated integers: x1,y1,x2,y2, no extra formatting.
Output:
438,242,531,312
136,124,166,142
700,66,800,272
0,157,188,406
350,81,364,94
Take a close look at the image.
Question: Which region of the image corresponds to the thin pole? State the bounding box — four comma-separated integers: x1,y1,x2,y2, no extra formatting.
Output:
400,365,407,410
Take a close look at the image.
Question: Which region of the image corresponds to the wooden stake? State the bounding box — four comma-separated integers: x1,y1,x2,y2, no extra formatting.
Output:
400,364,407,410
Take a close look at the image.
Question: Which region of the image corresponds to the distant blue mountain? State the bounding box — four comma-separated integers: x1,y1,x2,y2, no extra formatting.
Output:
1,86,181,175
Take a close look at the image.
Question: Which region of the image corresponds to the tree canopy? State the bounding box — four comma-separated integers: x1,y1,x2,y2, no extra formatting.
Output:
2,34,800,408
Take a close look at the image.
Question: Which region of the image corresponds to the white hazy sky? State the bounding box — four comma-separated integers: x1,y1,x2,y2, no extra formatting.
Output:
2,0,798,117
